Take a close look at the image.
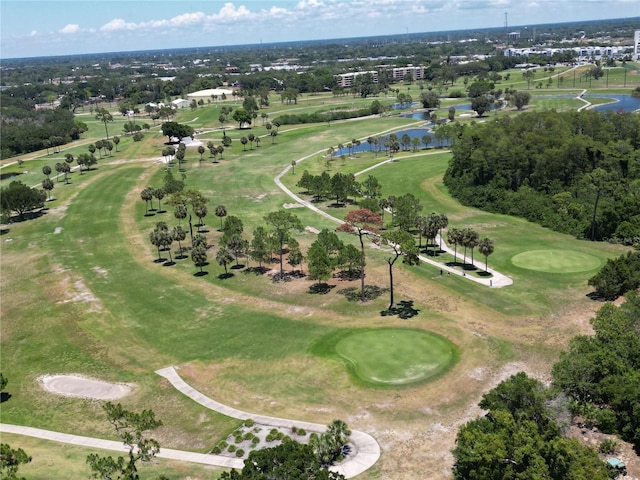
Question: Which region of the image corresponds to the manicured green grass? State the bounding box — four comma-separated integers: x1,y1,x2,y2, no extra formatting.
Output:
333,328,459,387
2,81,635,477
511,249,602,273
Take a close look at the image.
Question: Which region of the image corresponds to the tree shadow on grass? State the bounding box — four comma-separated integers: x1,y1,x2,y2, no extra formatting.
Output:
338,285,387,302
163,261,176,267
218,272,234,280
153,257,166,264
0,392,12,403
194,271,209,277
380,300,420,319
309,283,335,295
244,266,269,275
231,264,245,270
477,270,492,277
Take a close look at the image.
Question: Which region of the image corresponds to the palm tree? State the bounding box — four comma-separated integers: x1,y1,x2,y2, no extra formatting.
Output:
215,205,227,230
174,203,187,225
197,145,205,161
153,188,165,212
461,228,479,266
478,237,495,273
447,227,461,264
42,165,52,178
240,136,248,151
95,107,113,140
216,247,234,275
172,226,187,258
191,246,207,274
42,178,54,200
194,204,208,231
140,187,154,215
436,213,448,251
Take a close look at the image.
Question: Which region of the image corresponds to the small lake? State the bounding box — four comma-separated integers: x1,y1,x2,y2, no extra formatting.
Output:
333,127,445,157
585,94,640,113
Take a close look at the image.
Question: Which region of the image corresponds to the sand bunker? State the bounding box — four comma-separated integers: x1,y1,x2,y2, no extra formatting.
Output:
40,374,133,400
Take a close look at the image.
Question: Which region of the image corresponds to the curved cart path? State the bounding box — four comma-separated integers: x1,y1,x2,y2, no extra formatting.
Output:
0,423,243,469
155,367,381,478
0,368,380,478
275,149,513,288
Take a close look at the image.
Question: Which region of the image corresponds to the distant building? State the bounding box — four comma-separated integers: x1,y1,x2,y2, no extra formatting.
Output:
186,88,234,102
334,71,378,88
634,30,640,60
171,98,190,109
504,45,631,60
392,66,428,82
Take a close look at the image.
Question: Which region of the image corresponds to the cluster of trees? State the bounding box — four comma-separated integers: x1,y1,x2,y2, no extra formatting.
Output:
296,171,360,205
552,293,640,448
453,372,611,479
588,250,640,300
0,181,46,221
161,121,194,143
1,106,88,159
272,99,387,126
455,294,640,478
445,110,640,241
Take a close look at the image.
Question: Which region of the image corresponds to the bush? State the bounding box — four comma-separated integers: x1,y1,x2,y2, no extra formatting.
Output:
251,436,260,445
227,444,236,453
211,446,222,454
244,418,254,427
234,434,243,444
235,449,245,457
598,439,619,455
133,133,144,142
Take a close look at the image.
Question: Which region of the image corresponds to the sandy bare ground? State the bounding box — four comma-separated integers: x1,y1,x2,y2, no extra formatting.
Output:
40,375,133,400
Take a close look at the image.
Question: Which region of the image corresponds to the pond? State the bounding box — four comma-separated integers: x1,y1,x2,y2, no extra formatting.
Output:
585,94,640,113
333,127,445,157
531,94,640,112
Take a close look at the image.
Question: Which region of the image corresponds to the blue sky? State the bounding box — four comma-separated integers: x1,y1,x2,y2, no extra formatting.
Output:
1,0,639,59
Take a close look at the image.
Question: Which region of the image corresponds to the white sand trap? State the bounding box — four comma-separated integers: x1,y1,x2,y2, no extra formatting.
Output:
40,374,133,400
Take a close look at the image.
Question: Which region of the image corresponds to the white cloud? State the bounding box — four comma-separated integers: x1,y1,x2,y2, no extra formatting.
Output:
100,18,137,32
60,24,80,34
29,30,38,37
215,3,252,22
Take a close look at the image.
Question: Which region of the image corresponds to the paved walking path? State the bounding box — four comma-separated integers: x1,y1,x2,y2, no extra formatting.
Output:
155,367,381,478
0,423,243,469
0,368,380,478
275,149,513,288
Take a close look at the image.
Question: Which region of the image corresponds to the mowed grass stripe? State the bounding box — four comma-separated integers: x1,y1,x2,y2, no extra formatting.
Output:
56,166,329,364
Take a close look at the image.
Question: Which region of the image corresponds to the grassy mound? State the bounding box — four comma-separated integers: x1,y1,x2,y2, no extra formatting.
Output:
511,249,601,273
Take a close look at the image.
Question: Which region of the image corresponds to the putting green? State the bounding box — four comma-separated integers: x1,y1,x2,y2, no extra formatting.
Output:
335,328,458,387
511,249,601,273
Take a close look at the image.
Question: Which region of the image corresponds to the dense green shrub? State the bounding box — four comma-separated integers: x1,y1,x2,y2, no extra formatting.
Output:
588,251,640,300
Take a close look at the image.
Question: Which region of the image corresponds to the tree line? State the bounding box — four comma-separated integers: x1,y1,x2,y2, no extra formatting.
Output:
444,109,640,242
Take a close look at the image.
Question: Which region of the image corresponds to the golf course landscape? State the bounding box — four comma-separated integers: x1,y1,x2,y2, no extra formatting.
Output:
1,63,637,479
